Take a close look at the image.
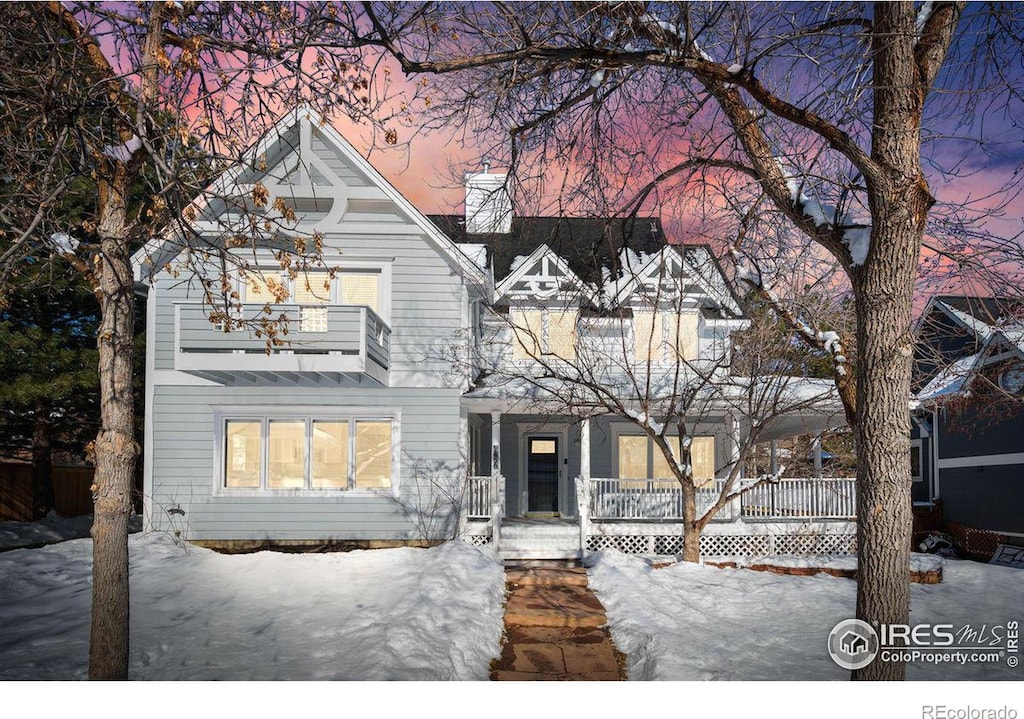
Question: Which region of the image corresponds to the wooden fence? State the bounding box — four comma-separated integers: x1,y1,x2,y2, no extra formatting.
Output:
0,464,94,522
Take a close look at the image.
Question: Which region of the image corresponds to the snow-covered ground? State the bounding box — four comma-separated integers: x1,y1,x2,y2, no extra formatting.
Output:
588,551,1024,681
0,512,96,550
3,513,1020,691
0,530,506,680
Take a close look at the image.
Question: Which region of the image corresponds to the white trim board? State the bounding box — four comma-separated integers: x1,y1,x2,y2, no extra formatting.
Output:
937,452,1024,469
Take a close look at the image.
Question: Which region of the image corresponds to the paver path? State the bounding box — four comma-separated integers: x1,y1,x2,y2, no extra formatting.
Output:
490,563,625,680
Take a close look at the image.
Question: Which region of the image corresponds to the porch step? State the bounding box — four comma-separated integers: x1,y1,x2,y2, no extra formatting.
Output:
505,566,589,587
497,519,582,560
499,548,582,561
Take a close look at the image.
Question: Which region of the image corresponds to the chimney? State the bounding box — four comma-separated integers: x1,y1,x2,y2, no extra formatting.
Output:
465,164,512,234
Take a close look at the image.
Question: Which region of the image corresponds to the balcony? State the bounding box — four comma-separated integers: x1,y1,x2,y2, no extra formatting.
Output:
175,303,390,385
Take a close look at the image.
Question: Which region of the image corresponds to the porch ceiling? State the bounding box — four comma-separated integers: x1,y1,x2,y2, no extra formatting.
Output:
463,374,848,439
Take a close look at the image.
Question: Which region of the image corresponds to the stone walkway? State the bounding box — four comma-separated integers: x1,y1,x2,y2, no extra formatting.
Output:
490,562,625,680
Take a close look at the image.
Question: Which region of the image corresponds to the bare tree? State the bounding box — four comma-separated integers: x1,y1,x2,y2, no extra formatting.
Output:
0,2,394,679
361,1,1024,679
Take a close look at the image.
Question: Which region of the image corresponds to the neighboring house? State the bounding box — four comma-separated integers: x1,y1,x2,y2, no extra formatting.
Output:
912,296,1024,540
133,108,853,558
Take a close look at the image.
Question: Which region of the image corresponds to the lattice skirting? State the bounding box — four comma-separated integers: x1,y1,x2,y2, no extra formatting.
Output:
586,531,857,557
461,533,492,546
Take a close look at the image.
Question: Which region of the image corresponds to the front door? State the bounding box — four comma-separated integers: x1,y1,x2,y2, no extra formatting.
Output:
527,436,559,513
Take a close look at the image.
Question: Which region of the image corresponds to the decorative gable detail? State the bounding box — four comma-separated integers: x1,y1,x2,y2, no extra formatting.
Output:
496,244,589,304
132,107,487,289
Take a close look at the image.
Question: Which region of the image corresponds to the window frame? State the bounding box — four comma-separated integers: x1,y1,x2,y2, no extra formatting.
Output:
910,439,923,483
214,408,400,497
612,426,717,485
234,257,393,326
509,305,578,361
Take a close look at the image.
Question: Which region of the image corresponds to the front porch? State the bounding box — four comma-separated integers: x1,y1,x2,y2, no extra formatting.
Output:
462,473,858,560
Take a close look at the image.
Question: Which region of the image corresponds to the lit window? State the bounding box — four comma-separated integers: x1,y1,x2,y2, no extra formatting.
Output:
634,311,698,363
225,421,261,488
354,421,392,489
312,421,348,489
340,272,379,313
268,420,305,489
221,416,394,491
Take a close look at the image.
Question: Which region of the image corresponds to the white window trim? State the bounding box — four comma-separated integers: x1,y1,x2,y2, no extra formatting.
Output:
509,304,579,361
910,439,923,483
213,407,401,497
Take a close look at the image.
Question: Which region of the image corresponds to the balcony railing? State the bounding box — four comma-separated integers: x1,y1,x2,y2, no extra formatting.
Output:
175,303,390,384
583,477,856,522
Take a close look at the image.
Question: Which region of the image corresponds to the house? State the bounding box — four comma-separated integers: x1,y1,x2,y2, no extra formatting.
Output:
912,296,1024,544
133,108,854,559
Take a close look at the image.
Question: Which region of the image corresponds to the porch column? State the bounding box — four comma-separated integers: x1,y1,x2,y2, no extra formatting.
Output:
728,414,742,520
812,433,823,478
578,416,591,558
769,440,778,476
728,414,741,476
579,416,591,480
490,411,502,476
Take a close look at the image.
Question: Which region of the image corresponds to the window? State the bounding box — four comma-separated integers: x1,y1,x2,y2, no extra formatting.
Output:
220,416,394,492
238,267,386,332
510,308,577,361
634,310,698,363
617,434,716,486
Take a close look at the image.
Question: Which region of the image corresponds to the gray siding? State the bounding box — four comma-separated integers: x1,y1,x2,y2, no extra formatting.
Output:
151,225,467,380
940,466,1023,534
146,126,477,540
149,384,464,541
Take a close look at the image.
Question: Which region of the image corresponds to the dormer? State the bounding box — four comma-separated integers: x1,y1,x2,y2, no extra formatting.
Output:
495,245,589,363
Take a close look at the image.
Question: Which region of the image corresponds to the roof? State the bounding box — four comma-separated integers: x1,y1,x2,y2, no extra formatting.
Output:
428,215,666,284
913,295,1024,404
931,296,1011,326
133,107,488,288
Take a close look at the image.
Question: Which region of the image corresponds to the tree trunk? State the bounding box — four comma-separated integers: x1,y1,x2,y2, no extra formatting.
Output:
31,400,54,519
680,480,700,562
88,162,138,681
851,2,933,681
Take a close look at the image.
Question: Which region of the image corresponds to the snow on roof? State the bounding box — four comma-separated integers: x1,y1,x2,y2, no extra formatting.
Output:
509,254,532,274
915,352,983,402
459,243,489,271
939,301,994,341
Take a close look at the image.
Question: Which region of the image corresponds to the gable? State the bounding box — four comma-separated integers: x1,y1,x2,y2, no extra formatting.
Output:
132,107,486,287
496,244,589,304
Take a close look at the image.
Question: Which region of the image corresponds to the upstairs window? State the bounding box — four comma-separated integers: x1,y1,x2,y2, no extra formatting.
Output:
510,307,577,361
237,267,386,332
634,310,698,363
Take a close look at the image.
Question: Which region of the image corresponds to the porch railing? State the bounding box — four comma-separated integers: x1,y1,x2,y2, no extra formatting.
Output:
466,475,494,520
583,477,856,521
740,477,856,520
